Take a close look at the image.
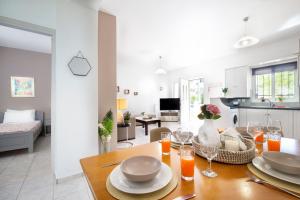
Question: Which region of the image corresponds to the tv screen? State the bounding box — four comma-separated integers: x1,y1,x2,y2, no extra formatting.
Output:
160,98,180,110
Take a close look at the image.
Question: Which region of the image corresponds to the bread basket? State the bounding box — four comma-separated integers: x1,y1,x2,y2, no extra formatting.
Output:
192,136,255,164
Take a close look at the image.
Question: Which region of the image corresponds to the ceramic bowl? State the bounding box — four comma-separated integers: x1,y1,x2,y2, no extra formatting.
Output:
120,156,161,182
262,152,300,175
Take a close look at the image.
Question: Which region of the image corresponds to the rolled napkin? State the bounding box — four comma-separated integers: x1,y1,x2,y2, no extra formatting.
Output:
225,140,240,151
220,127,247,151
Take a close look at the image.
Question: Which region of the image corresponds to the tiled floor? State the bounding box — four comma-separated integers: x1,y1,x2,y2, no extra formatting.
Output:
0,136,92,200
0,122,180,200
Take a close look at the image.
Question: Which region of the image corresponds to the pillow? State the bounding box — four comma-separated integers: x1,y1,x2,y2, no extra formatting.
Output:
3,109,35,123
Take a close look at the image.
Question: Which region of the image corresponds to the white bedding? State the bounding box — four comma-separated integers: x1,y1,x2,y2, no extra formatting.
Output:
0,121,41,135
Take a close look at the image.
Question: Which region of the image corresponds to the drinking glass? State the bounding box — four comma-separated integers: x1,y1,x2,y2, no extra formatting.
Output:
247,122,264,144
161,132,171,155
267,120,282,136
180,145,195,181
200,143,219,178
268,132,281,151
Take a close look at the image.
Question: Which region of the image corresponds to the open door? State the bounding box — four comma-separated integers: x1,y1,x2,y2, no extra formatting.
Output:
180,78,189,127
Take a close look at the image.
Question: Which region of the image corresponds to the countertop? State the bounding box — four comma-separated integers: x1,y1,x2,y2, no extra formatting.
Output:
230,105,300,110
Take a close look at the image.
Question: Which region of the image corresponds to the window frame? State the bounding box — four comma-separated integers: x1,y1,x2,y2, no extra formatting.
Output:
252,61,299,102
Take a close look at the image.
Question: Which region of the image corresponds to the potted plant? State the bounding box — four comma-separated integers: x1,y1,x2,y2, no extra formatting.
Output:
198,104,221,146
277,95,284,103
222,88,228,97
98,110,113,153
123,111,131,125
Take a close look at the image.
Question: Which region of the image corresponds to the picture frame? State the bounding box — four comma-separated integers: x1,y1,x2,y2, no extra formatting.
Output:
11,76,35,97
134,92,138,96
124,89,130,95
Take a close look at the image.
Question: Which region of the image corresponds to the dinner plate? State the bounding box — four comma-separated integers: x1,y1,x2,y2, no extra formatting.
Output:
109,162,173,194
252,157,300,185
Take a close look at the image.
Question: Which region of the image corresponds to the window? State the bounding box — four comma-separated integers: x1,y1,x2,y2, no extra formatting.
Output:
252,61,298,101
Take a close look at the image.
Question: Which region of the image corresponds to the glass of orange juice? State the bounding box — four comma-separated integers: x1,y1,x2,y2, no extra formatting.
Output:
268,132,281,151
180,146,195,181
161,132,171,155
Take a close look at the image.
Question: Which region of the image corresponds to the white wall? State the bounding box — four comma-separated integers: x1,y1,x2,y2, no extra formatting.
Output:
117,64,168,116
0,0,56,29
54,0,98,179
168,35,300,103
0,0,99,179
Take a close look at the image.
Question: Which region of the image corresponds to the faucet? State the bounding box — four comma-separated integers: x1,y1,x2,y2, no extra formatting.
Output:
261,97,275,107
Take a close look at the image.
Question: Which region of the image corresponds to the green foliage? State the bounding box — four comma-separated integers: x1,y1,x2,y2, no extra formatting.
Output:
222,88,228,94
98,110,113,137
123,111,131,124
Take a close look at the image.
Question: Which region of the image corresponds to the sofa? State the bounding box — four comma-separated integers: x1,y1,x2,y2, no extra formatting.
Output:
117,117,136,141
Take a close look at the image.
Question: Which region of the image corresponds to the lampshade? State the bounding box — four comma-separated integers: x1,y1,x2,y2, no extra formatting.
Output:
117,98,128,110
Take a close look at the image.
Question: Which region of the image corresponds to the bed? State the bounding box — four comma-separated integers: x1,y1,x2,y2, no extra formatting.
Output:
0,111,44,153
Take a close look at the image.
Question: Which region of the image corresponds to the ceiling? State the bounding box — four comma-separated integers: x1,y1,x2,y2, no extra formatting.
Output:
0,25,51,54
99,0,300,70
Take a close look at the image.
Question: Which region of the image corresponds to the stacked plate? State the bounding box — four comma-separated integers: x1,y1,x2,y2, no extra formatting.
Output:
252,152,300,185
108,156,174,195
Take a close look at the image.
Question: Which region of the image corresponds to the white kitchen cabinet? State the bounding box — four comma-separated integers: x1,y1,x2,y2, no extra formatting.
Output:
246,109,269,125
238,108,297,139
225,66,251,97
238,109,247,127
268,110,294,138
293,111,300,139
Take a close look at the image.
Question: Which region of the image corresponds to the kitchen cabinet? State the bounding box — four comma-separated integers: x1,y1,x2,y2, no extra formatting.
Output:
238,109,247,127
293,111,300,139
238,108,297,139
225,66,251,98
269,110,293,138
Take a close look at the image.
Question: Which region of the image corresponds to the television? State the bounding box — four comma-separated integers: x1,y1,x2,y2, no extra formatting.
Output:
160,98,180,110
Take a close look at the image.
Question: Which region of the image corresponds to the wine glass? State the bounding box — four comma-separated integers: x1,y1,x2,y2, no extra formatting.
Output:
247,122,264,144
200,142,219,178
173,127,192,148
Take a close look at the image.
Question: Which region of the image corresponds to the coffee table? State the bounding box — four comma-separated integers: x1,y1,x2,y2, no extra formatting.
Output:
135,117,161,135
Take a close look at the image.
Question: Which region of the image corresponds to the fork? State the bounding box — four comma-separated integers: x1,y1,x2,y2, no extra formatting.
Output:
173,193,196,200
247,173,300,199
101,161,121,168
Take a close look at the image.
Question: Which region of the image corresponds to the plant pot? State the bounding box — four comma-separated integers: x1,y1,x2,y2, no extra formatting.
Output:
100,135,111,154
198,119,220,146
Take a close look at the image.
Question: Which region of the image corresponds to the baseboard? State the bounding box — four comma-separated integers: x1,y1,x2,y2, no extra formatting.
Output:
55,172,83,184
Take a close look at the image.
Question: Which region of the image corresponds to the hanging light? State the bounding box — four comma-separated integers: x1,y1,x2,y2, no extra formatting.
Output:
155,56,167,74
234,17,260,49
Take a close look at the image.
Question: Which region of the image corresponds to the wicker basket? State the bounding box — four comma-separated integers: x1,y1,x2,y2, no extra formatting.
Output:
192,136,255,164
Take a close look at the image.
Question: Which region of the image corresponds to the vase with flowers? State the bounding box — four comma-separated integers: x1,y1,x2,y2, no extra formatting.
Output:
198,104,221,146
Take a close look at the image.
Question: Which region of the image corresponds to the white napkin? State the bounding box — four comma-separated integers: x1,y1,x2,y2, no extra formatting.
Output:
220,127,247,151
198,126,221,147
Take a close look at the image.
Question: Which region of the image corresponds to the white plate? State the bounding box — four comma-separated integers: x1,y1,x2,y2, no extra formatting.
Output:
171,135,192,145
109,162,172,194
252,157,300,185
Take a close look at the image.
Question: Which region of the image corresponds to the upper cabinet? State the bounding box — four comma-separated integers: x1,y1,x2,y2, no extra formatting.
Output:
225,66,251,98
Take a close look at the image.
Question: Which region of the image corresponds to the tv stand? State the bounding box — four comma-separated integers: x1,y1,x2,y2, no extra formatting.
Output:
160,111,180,122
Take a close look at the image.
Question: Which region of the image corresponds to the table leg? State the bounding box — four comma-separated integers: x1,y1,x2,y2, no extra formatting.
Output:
145,123,148,135
158,121,161,127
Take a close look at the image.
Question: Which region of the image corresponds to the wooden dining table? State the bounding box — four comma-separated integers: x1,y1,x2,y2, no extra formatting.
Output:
80,138,300,200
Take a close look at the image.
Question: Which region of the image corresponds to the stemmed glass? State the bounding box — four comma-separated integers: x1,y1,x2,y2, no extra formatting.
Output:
247,122,264,144
173,127,192,149
200,142,219,178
